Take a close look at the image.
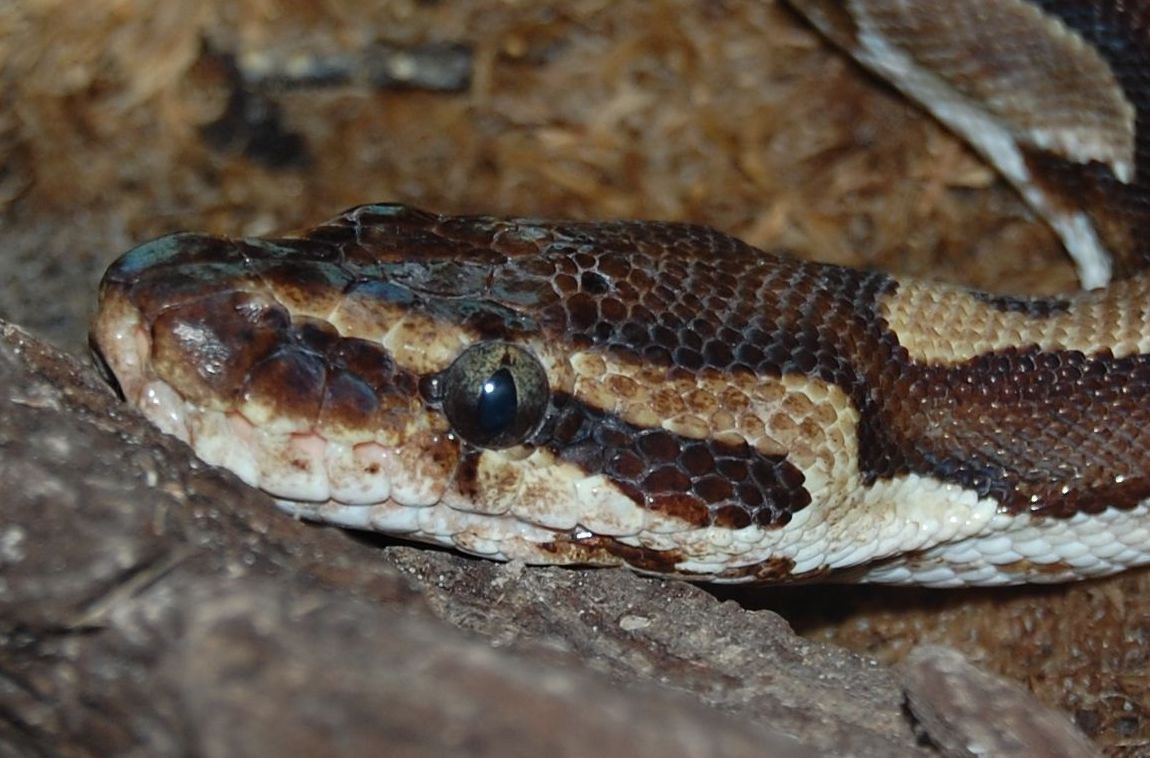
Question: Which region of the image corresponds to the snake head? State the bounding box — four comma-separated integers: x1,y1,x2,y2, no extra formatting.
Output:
91,205,839,580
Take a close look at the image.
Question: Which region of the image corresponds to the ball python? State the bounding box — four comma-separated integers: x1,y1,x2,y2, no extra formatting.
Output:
92,0,1150,586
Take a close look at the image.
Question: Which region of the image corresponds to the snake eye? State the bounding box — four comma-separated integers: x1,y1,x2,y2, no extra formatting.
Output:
441,342,549,449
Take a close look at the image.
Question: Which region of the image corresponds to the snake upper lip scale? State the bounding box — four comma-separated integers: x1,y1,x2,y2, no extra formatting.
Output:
92,0,1150,586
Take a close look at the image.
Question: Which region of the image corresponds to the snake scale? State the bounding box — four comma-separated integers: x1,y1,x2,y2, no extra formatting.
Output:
92,0,1150,586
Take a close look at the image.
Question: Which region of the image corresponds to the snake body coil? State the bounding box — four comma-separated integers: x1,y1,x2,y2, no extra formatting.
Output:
92,0,1150,585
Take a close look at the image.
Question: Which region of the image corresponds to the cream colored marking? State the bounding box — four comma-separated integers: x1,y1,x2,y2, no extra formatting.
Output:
467,449,521,515
567,350,863,510
386,429,455,506
862,501,1150,587
91,292,150,401
264,431,331,502
327,291,468,374
570,352,848,460
572,474,648,535
882,273,1150,364
365,502,425,533
139,381,187,439
269,463,1150,585
326,441,392,505
238,389,311,435
465,446,692,536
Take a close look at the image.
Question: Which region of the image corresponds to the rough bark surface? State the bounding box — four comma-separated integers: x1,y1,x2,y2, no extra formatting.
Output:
902,647,1101,758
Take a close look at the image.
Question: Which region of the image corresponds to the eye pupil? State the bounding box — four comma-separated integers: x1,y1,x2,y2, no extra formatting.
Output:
440,342,550,449
477,368,517,435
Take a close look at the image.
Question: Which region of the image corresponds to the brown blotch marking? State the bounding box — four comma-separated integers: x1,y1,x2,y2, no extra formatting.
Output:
638,430,679,462
606,372,640,398
300,325,421,435
252,256,355,318
554,273,579,297
711,504,752,529
992,558,1075,578
648,493,710,526
244,348,327,422
150,290,290,405
454,450,483,500
714,556,802,583
539,535,686,575
133,239,431,434
542,537,807,583
607,451,645,480
427,433,462,469
532,393,811,529
893,347,1150,516
321,372,381,426
644,465,692,493
566,292,598,331
695,475,734,503
681,444,715,476
601,297,627,321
